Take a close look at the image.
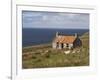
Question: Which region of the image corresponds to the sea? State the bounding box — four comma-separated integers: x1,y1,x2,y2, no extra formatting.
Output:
22,28,89,47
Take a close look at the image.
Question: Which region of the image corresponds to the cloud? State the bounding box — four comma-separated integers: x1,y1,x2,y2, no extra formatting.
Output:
22,11,89,29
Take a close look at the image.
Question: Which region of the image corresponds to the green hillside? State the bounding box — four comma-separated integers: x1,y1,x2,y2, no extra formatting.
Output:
22,32,89,69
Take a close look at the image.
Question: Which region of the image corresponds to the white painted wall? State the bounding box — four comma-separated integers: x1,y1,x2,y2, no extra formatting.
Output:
52,42,56,49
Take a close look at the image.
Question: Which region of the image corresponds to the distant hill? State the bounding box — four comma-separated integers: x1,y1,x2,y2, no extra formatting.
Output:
80,32,89,39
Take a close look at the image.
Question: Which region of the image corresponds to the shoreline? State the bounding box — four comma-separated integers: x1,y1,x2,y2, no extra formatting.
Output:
23,43,52,49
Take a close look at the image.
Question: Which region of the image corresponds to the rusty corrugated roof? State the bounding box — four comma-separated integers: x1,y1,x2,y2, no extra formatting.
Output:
53,35,76,43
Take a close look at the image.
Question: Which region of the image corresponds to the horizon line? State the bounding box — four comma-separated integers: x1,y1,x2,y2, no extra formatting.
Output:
22,27,89,30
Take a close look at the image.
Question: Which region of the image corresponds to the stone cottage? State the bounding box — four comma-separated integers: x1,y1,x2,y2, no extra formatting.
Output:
52,32,82,49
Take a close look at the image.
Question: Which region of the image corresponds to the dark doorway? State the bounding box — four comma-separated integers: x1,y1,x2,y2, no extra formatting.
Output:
61,43,64,49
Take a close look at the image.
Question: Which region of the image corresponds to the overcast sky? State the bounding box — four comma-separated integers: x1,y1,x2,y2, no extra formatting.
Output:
22,11,89,29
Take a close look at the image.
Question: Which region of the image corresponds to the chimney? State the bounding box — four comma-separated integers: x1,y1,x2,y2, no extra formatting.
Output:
75,33,78,38
56,32,59,37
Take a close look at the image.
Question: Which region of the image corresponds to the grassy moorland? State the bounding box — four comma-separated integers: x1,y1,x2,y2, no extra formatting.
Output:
22,32,89,69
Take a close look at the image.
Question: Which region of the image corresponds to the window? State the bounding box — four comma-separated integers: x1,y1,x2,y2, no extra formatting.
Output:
66,43,69,47
56,42,59,48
